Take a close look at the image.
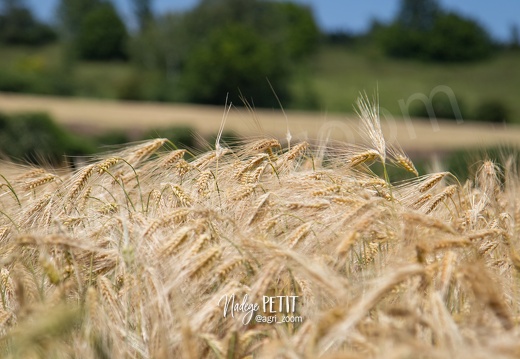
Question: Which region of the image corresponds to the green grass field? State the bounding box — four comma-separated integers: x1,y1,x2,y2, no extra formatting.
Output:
293,45,520,122
1,44,519,122
0,44,133,98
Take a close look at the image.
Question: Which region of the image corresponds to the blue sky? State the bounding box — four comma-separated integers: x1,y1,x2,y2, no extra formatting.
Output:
28,0,520,42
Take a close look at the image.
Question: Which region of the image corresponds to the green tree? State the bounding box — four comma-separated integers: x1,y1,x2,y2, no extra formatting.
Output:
129,12,188,73
375,23,427,59
129,0,319,106
76,2,128,60
0,0,56,45
397,0,440,30
132,0,153,32
179,23,290,106
57,0,101,39
376,0,493,62
427,13,493,61
272,2,320,59
510,24,520,50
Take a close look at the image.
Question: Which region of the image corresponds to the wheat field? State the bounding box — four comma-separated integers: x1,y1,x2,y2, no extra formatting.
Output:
0,97,519,358
2,92,520,153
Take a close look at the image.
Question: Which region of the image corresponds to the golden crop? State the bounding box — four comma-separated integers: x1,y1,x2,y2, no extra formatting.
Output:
0,98,518,358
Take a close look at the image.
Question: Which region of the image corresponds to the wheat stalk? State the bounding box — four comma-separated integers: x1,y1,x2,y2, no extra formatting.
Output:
348,150,380,168
68,164,95,200
22,174,56,191
425,185,458,214
356,94,386,162
419,172,450,193
0,95,517,358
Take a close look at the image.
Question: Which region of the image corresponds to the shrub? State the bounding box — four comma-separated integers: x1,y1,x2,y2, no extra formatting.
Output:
375,23,428,60
426,13,493,62
179,23,290,107
129,0,319,107
0,112,94,165
271,2,320,59
376,1,494,62
76,3,128,60
474,99,510,123
0,5,56,45
408,93,468,120
0,69,34,92
116,73,145,101
0,68,74,96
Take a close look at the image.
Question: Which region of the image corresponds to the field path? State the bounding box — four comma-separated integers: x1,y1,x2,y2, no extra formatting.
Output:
1,92,519,153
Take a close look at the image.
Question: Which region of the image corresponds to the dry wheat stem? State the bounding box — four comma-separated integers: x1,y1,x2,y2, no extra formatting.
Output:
0,95,517,358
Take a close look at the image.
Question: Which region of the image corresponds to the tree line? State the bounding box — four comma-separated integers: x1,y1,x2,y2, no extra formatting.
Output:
0,0,516,107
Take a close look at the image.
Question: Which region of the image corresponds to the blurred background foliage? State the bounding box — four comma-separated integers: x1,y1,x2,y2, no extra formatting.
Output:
0,0,518,171
0,111,198,166
0,0,516,118
0,0,56,45
127,0,319,106
372,0,494,62
0,112,94,165
0,0,518,117
75,2,128,61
